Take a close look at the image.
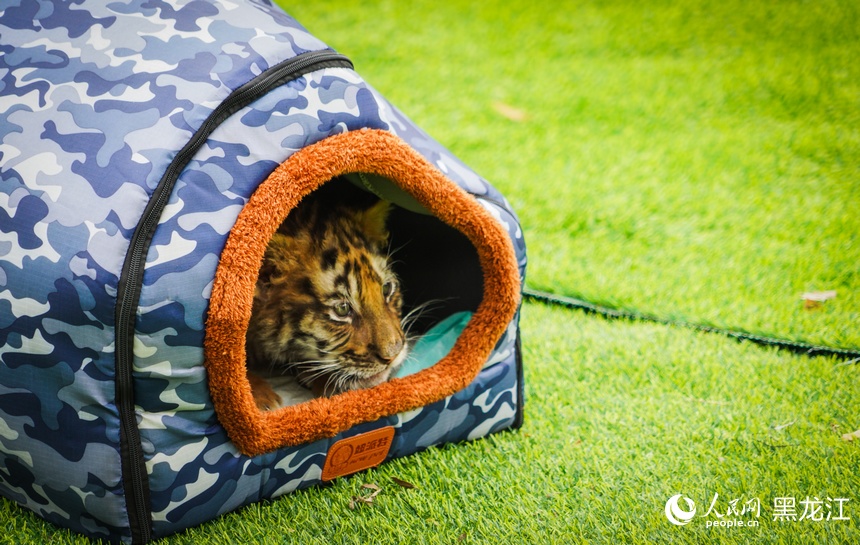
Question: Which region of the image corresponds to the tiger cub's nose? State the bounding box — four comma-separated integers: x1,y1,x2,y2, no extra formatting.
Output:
378,337,405,365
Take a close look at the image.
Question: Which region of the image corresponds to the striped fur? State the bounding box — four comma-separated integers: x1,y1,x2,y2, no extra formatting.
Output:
246,186,406,409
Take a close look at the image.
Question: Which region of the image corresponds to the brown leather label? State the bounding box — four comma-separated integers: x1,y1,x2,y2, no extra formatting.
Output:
321,426,395,481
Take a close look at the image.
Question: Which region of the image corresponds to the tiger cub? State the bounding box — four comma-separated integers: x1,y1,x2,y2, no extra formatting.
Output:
246,182,407,410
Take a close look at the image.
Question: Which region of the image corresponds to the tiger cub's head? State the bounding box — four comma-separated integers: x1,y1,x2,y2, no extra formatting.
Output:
247,194,407,397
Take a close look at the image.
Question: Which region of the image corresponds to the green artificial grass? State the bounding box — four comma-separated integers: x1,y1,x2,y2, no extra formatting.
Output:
2,0,859,543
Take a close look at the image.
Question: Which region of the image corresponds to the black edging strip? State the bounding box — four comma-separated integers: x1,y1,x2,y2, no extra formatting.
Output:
114,49,354,545
512,332,525,429
523,287,860,361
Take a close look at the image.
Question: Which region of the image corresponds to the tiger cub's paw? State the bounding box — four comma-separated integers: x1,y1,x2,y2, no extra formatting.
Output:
248,371,283,411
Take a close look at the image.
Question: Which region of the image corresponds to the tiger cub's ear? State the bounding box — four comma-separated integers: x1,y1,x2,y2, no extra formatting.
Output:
356,200,392,247
255,233,292,297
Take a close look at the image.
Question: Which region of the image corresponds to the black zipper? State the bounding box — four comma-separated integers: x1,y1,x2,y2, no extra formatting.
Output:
114,49,353,545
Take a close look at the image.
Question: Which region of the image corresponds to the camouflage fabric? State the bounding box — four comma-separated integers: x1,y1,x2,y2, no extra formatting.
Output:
0,0,527,543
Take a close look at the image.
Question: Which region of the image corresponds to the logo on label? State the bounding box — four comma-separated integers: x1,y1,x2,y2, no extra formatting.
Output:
665,494,697,526
321,426,395,481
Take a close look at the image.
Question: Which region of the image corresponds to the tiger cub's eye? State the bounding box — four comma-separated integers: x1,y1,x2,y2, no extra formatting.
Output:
382,280,395,299
332,301,352,318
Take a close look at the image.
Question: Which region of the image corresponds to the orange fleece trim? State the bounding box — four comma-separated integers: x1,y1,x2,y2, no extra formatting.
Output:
204,129,520,456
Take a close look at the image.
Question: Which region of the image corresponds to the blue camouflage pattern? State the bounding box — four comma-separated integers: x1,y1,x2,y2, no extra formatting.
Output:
0,0,527,543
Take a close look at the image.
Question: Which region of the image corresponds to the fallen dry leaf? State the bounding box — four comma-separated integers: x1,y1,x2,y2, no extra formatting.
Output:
348,494,375,510
802,290,837,302
391,477,416,489
349,483,383,510
841,429,860,442
492,101,529,122
802,290,837,309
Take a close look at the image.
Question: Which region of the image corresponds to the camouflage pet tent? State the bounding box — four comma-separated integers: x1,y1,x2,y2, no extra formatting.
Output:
0,1,525,543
